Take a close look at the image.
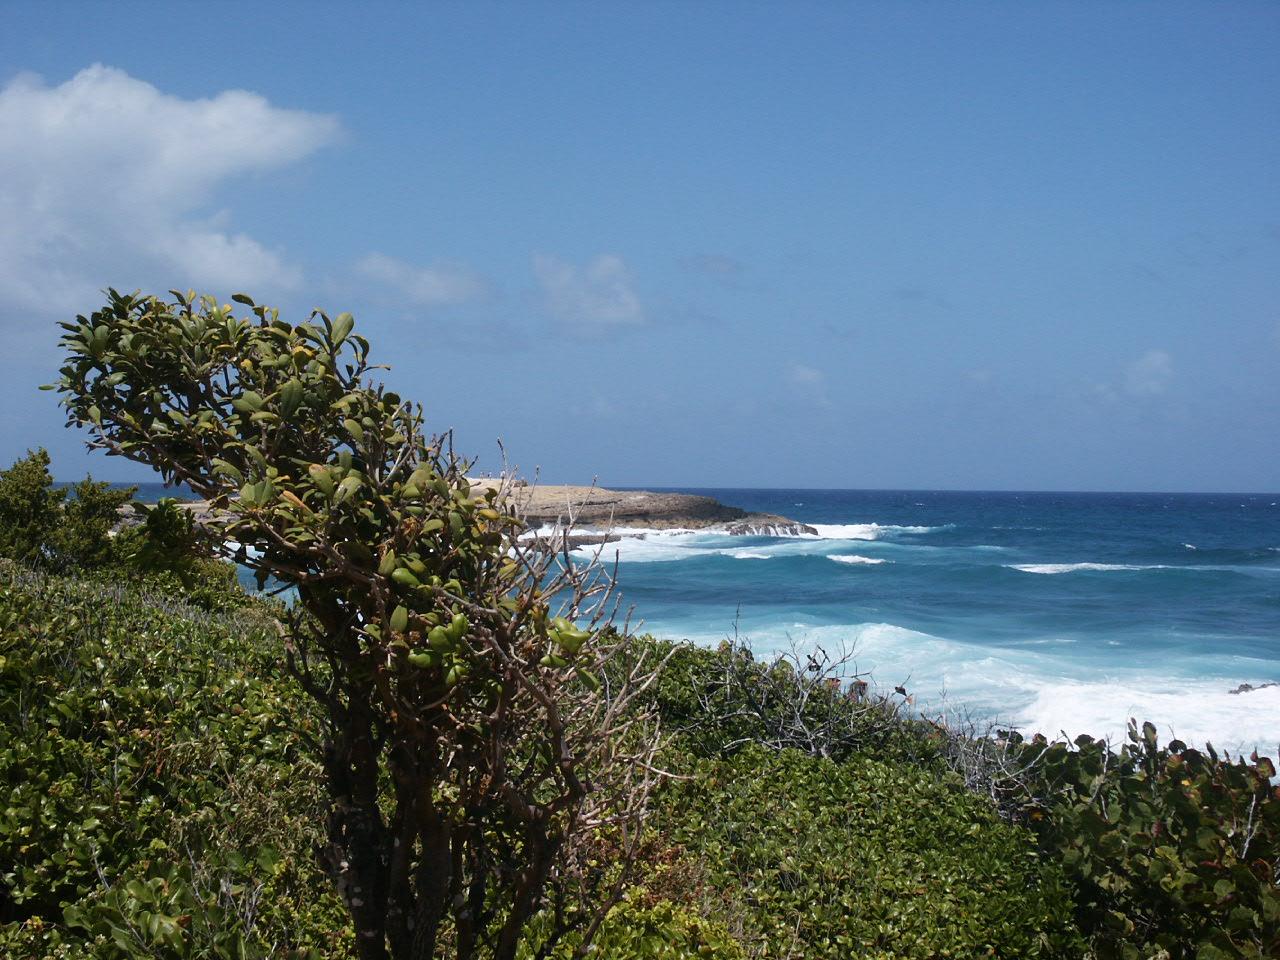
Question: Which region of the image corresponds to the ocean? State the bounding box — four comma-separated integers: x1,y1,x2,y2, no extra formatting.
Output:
123,480,1280,757
573,489,1280,759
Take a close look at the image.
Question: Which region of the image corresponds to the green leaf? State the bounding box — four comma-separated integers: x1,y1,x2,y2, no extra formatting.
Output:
390,605,409,634
239,481,262,507
334,475,362,504
332,312,355,345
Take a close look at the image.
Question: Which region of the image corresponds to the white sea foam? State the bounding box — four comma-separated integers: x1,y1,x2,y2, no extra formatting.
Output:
1019,681,1280,758
522,523,698,540
828,554,888,565
570,533,707,564
569,532,799,564
1007,562,1164,574
641,617,1280,758
801,523,949,541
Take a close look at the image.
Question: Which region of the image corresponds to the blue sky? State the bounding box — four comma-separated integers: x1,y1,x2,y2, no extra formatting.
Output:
1,1,1276,492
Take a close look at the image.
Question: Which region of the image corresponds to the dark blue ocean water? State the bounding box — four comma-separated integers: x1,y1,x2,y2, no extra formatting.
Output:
119,481,1280,753
97,482,197,502
576,489,1280,756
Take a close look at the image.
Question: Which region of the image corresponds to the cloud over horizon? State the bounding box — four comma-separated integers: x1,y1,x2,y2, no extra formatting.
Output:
356,251,489,306
0,65,340,322
784,360,833,409
1124,349,1175,397
531,252,644,334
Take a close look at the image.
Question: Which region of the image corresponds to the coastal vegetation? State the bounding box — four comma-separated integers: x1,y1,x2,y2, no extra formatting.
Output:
1,291,1276,957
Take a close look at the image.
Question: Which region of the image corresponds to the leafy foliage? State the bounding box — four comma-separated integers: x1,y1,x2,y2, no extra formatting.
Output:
656,745,1084,959
635,636,937,764
994,724,1280,959
0,449,249,612
519,897,746,960
0,561,349,958
0,449,69,567
48,476,137,570
122,497,200,575
51,289,663,960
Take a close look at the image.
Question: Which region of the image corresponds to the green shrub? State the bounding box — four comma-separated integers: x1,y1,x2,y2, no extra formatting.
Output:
0,450,139,574
519,897,746,960
0,449,66,567
0,562,349,958
634,637,939,765
997,724,1280,959
120,497,199,575
49,476,136,570
657,745,1084,959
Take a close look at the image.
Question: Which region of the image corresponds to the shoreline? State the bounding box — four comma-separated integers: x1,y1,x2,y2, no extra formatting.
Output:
470,480,817,539
120,482,818,542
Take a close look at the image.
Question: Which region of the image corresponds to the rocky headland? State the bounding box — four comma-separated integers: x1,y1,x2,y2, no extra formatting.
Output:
122,482,816,546
473,481,816,541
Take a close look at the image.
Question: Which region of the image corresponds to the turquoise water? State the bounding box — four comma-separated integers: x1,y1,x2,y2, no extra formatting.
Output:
121,480,1280,754
577,489,1280,757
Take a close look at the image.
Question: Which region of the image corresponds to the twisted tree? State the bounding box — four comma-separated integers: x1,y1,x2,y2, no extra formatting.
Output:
50,289,664,960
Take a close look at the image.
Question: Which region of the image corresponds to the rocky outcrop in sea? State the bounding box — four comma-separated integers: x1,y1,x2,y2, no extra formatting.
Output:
118,482,817,543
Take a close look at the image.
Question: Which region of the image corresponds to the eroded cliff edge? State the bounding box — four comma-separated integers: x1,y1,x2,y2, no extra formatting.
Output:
470,481,817,541
119,483,818,542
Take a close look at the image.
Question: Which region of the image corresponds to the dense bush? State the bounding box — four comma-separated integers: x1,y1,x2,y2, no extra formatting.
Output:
518,897,746,960
656,744,1084,959
0,450,254,613
635,636,938,765
0,562,349,958
995,725,1280,959
0,448,139,572
48,476,136,570
0,449,75,567
7,543,1277,957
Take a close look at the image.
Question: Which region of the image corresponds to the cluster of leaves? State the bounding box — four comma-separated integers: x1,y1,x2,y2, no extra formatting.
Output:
518,897,746,960
0,448,134,572
654,744,1083,959
633,637,936,764
991,723,1280,959
0,561,349,958
116,498,256,613
611,638,1079,957
51,290,663,959
630,636,1280,957
0,450,248,612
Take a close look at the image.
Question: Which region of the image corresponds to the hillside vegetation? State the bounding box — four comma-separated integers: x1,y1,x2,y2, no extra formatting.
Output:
5,288,1277,957
4,558,1278,958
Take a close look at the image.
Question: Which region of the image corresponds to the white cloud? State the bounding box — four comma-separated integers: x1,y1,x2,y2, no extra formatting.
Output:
784,360,832,408
785,361,826,387
356,251,488,305
531,252,644,333
0,65,340,318
682,253,743,277
1123,349,1174,397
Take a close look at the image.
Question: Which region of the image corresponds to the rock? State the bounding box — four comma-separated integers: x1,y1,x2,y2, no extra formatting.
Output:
721,515,819,537
483,482,811,535
496,484,748,530
114,499,227,532
1229,681,1280,695
118,483,815,545
523,533,624,552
